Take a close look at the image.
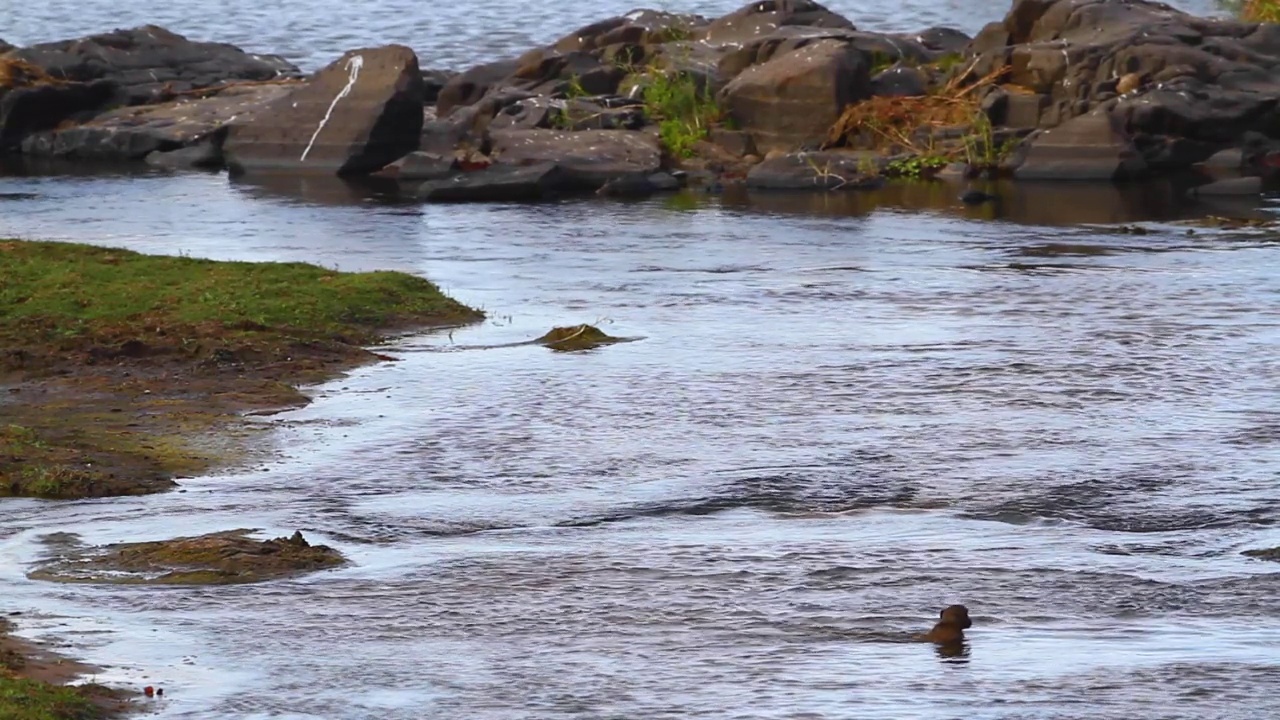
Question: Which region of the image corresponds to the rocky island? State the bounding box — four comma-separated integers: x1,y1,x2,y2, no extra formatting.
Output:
2,0,1278,199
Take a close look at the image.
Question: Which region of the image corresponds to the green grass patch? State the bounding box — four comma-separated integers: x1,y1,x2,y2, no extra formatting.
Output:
0,239,481,354
0,675,104,720
640,71,723,158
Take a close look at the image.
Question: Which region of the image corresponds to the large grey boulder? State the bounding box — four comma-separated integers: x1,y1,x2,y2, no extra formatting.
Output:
222,45,424,176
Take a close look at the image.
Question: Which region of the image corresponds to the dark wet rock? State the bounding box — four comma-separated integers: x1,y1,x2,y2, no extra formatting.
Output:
745,151,881,190
8,25,299,106
978,0,1280,168
719,39,869,155
911,27,972,54
20,82,293,161
597,171,681,197
417,161,566,202
960,189,998,204
490,128,661,189
489,95,558,131
0,79,120,153
27,529,345,585
436,58,521,118
701,0,855,47
559,98,646,131
537,324,623,351
1014,111,1147,181
512,49,626,97
871,65,929,98
1243,547,1280,562
374,151,457,180
420,69,457,105
0,39,13,54
222,45,424,176
1189,176,1263,197
144,138,223,169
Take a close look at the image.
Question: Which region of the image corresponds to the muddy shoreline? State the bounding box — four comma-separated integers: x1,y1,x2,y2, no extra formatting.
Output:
1,238,481,714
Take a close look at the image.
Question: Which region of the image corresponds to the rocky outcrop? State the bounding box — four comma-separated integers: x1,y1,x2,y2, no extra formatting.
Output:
222,45,424,175
19,82,295,161
4,0,1280,192
6,26,299,106
973,0,1280,173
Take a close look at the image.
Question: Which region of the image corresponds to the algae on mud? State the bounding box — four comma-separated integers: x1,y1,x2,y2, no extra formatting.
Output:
28,530,345,585
0,239,483,499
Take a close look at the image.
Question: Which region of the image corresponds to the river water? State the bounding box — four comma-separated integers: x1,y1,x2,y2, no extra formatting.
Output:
4,1,1280,719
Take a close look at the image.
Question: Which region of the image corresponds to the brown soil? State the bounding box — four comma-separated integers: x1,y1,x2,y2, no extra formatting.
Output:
29,530,346,585
1,618,132,717
1,337,396,498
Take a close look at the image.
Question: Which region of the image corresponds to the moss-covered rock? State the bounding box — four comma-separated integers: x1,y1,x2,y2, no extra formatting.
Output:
29,530,345,585
536,324,623,352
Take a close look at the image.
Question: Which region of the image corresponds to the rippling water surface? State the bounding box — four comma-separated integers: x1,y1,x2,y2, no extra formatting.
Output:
2,165,1279,718
2,2,1280,717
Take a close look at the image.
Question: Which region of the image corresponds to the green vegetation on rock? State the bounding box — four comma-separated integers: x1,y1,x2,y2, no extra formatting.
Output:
640,71,723,158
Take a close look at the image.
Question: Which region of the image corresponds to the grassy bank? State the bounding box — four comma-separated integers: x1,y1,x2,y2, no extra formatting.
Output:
1,620,118,719
1,239,482,499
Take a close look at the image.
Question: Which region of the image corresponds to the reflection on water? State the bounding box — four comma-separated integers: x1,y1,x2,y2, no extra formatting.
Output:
3,165,1280,719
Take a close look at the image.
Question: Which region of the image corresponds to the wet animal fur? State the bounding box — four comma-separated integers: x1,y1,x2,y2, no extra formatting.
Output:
922,604,972,644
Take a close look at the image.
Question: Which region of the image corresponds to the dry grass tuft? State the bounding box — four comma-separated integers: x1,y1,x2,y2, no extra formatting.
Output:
825,61,1008,153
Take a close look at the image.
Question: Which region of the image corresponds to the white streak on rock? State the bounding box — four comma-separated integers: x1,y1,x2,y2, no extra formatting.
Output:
300,54,364,163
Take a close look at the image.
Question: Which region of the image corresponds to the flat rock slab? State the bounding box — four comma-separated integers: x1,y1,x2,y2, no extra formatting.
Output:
20,82,296,160
1014,111,1147,181
418,162,567,202
28,530,345,585
222,45,425,176
490,128,662,189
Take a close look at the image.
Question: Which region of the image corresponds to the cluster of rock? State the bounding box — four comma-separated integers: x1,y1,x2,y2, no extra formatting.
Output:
3,0,1279,199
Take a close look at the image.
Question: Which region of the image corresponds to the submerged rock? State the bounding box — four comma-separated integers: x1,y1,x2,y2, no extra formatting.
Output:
537,324,623,351
1243,547,1280,561
417,162,567,202
28,530,345,585
222,45,424,176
